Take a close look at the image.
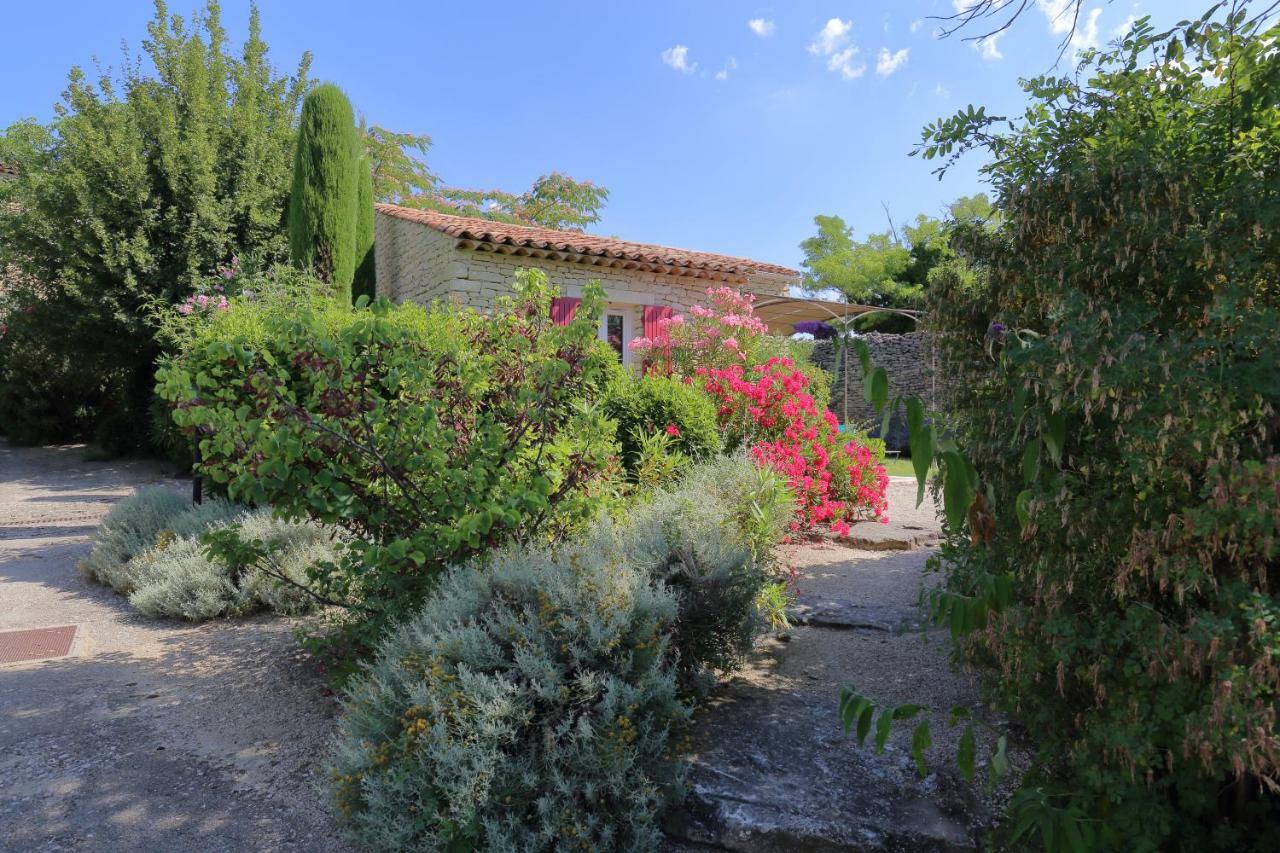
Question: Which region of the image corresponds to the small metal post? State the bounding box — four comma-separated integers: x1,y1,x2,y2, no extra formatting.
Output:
192,441,203,505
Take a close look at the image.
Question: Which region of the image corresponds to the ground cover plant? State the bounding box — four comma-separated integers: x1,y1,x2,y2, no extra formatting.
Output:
842,5,1280,849
158,269,622,652
330,454,794,851
81,487,337,621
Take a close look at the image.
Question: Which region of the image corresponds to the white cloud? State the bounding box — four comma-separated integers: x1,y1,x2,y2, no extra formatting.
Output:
1070,7,1103,53
876,47,909,77
809,18,853,56
829,48,867,79
977,30,1005,60
1111,14,1139,40
910,18,925,34
1037,0,1077,36
661,45,696,74
935,82,951,97
809,18,866,80
714,56,739,81
747,18,775,37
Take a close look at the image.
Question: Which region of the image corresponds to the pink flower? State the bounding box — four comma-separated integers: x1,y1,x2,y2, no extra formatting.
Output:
178,303,193,315
665,424,681,437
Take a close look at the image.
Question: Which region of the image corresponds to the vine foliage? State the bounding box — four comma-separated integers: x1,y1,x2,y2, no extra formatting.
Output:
844,4,1280,849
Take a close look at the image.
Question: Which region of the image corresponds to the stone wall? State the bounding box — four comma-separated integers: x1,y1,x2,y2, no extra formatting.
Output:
810,333,948,434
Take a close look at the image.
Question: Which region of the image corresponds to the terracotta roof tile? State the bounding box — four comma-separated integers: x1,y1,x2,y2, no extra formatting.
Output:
375,203,798,280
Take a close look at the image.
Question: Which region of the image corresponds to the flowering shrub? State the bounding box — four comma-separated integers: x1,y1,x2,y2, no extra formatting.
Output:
156,269,621,652
629,286,770,374
176,291,230,316
627,287,886,535
701,356,887,535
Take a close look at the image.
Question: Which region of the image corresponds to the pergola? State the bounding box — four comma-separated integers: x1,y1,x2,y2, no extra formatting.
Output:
747,292,921,336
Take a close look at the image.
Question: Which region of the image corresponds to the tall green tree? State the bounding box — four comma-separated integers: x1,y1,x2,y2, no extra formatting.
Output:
352,156,375,303
288,83,359,299
359,123,609,232
798,195,992,330
0,0,310,451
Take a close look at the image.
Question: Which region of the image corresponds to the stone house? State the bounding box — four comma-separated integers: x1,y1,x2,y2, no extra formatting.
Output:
374,202,802,366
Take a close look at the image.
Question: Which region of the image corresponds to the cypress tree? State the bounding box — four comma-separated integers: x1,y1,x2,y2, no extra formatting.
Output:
288,83,358,300
352,157,376,303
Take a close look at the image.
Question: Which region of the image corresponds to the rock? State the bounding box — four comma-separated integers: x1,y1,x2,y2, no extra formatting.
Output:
664,544,993,852
666,686,981,852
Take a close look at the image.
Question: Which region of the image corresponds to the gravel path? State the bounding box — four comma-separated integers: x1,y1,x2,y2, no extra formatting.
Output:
0,443,348,853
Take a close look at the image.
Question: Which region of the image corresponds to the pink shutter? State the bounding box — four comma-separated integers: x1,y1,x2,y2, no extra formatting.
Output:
643,304,673,339
550,296,581,326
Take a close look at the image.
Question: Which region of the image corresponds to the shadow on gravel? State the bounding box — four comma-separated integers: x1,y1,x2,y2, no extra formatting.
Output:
0,525,102,541
0,620,344,852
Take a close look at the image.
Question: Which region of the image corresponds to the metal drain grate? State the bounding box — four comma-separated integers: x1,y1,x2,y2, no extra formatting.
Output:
0,625,77,664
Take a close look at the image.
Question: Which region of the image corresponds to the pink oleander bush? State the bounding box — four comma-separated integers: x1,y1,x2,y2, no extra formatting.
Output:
630,286,888,535
629,286,770,373
701,357,887,536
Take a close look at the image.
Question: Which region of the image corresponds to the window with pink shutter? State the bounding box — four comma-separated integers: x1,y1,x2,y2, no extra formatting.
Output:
550,297,581,326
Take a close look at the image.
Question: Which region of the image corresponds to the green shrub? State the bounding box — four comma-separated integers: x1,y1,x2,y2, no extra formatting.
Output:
331,541,687,851
80,487,191,586
602,373,721,476
609,453,795,691
288,83,360,298
157,269,621,650
0,292,136,447
0,5,309,453
915,10,1280,848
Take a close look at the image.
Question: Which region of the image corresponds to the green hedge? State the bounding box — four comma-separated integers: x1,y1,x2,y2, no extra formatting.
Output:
602,373,721,476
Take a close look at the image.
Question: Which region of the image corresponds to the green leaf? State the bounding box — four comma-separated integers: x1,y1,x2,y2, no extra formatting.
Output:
1021,439,1040,484
874,710,894,753
990,734,1010,781
940,450,977,530
857,703,875,745
864,366,889,416
1044,411,1067,466
957,725,976,781
850,338,872,376
910,721,933,776
911,420,931,504
838,689,863,732
1015,489,1034,528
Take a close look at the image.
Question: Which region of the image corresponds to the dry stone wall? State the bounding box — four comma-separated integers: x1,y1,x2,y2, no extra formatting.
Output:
811,333,949,441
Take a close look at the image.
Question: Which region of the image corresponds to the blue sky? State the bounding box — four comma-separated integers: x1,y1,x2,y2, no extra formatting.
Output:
2,1,1208,271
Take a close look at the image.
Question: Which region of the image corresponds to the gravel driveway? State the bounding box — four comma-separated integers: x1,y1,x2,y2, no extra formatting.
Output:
0,443,348,853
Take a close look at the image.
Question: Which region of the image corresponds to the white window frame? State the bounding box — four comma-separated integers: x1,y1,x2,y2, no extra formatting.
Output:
599,307,633,366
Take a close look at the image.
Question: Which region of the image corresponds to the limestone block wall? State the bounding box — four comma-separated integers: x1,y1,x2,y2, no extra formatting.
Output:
373,215,460,305
811,333,949,433
374,211,792,331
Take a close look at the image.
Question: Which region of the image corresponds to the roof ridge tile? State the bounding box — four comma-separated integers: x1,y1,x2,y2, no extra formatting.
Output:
374,202,798,278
